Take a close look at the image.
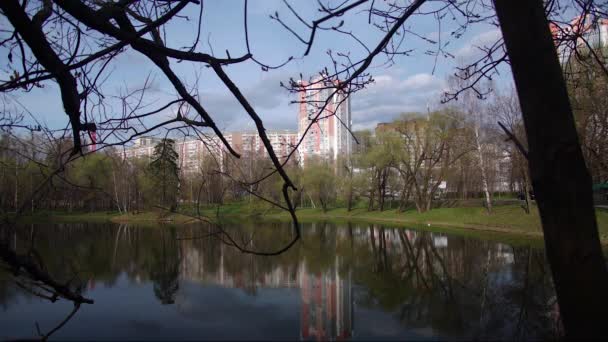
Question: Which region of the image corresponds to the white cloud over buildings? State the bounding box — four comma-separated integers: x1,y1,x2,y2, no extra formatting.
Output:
350,72,446,130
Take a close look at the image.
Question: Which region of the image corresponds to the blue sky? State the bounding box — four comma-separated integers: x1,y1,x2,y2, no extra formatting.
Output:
1,0,513,136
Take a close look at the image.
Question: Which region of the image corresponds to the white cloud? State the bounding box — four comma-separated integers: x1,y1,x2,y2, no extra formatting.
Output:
455,29,502,60
350,72,445,130
145,71,446,134
197,72,293,131
372,75,393,85
400,73,437,89
425,31,440,43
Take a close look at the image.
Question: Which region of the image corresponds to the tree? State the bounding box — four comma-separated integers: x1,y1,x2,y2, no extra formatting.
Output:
493,0,608,337
566,49,608,184
491,88,531,213
395,111,470,213
337,155,356,211
301,158,336,212
361,131,401,211
449,75,495,213
148,139,180,210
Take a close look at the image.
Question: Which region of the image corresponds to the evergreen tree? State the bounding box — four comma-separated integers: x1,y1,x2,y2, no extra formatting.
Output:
148,139,180,210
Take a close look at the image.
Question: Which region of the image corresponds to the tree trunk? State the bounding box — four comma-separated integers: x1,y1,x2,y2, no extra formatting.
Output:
378,169,387,211
14,164,19,211
522,165,532,214
475,125,493,213
112,166,122,214
307,193,316,209
346,182,353,212
415,193,425,213
398,180,411,212
494,0,608,338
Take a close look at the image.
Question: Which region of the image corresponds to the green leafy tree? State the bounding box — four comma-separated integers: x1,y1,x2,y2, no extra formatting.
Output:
362,131,402,211
70,153,113,211
302,158,336,212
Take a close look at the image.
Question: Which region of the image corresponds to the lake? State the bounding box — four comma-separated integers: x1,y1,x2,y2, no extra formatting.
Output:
0,221,560,340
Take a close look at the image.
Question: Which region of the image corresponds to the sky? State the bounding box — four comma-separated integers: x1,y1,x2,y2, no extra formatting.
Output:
1,0,514,138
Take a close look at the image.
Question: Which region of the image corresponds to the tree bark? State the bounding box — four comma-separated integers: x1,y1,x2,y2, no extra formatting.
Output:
378,168,388,211
475,126,493,213
521,165,532,215
346,181,353,212
112,166,122,214
14,164,18,211
494,0,608,338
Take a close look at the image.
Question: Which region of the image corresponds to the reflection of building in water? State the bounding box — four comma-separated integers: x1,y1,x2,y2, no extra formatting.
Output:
432,235,448,248
363,226,410,252
178,241,354,340
494,243,514,264
179,243,299,289
299,257,353,341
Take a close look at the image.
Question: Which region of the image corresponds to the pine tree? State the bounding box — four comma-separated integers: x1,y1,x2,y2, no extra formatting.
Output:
148,139,180,210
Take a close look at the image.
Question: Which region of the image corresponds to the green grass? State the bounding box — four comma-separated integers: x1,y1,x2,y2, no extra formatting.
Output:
194,202,608,243
11,210,119,223
110,210,203,224
12,202,608,245
13,209,199,225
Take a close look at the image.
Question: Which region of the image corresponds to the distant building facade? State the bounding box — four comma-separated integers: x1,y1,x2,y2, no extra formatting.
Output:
225,130,298,161
177,234,354,341
299,259,353,341
297,77,353,166
550,16,608,63
121,77,356,170
122,130,298,173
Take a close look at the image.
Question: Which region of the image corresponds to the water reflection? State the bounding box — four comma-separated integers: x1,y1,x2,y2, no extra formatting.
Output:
150,228,181,305
0,221,560,340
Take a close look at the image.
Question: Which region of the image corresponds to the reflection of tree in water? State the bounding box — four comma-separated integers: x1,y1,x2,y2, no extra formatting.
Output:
352,225,559,339
0,267,19,311
149,227,181,305
0,224,95,340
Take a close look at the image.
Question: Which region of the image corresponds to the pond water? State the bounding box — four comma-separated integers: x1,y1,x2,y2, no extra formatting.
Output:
1,221,561,340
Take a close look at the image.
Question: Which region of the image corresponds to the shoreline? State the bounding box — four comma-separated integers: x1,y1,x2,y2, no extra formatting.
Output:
12,204,608,245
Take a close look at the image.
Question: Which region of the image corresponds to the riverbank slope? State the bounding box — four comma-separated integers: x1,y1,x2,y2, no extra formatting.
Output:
193,203,608,241
14,204,608,243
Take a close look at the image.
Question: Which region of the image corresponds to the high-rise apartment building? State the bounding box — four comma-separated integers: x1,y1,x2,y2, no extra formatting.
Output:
297,77,353,166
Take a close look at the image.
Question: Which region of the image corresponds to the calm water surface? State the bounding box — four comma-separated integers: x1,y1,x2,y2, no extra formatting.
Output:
1,221,560,340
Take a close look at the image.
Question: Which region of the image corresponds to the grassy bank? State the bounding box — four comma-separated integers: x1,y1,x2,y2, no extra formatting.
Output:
12,210,200,225
13,203,608,244
195,202,608,243
111,211,204,224
12,210,119,223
